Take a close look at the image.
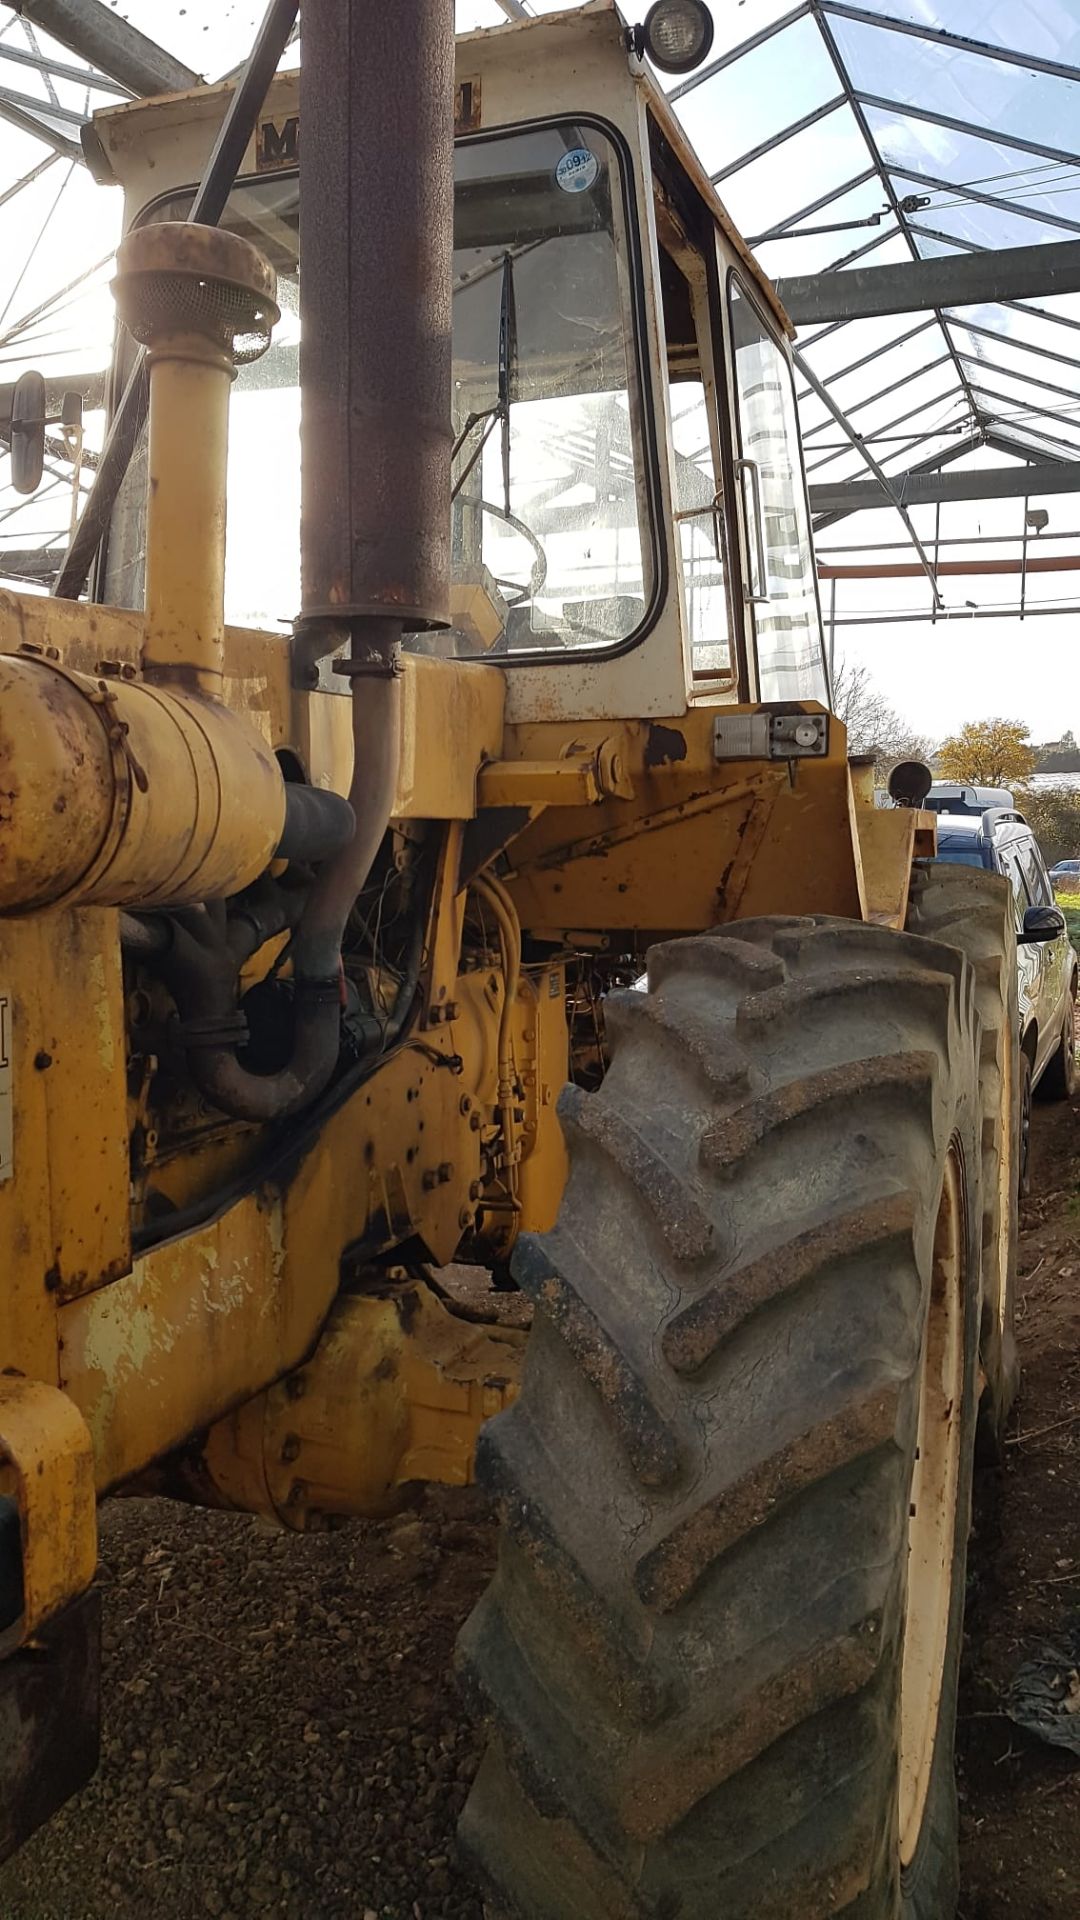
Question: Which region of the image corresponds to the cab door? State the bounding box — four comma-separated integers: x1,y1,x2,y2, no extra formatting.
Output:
724,272,829,705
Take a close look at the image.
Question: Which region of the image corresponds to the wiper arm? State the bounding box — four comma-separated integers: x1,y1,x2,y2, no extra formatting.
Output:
450,250,517,510
498,249,517,517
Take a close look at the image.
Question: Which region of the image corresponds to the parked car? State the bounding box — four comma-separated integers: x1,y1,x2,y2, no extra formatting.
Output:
935,806,1077,1187
925,781,1016,817
1049,858,1080,889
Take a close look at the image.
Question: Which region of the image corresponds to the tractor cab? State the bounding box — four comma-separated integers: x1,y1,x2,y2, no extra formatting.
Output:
86,0,828,726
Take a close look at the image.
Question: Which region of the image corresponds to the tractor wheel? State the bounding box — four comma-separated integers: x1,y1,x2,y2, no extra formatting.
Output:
459,916,982,1920
905,862,1019,1454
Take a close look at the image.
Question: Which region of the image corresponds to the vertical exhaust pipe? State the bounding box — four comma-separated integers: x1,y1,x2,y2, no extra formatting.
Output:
292,0,455,982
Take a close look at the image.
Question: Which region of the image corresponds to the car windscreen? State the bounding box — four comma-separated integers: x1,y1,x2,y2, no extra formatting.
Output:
935,844,989,870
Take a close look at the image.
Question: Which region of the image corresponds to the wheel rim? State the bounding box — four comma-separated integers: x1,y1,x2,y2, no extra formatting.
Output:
899,1146,965,1868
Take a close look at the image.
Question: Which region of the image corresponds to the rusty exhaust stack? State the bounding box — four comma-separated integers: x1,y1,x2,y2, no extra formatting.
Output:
299,0,454,643
292,0,455,983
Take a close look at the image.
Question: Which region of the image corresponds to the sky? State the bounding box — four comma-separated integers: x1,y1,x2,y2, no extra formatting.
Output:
0,0,1076,746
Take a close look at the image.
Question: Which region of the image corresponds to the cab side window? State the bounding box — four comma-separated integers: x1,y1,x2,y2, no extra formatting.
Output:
728,276,827,704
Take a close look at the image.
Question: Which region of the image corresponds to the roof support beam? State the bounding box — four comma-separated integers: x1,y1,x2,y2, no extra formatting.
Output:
0,1,197,98
779,238,1080,324
968,386,1080,444
810,463,1080,513
811,432,982,529
0,81,83,126
0,91,79,157
0,34,123,91
957,353,1080,409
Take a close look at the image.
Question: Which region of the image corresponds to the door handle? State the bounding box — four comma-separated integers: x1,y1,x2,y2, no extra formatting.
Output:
735,457,769,603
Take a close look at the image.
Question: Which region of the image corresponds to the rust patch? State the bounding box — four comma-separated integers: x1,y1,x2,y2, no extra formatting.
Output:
643,723,687,770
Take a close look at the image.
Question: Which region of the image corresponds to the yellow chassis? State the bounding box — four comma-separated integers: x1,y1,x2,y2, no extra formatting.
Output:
0,583,934,1639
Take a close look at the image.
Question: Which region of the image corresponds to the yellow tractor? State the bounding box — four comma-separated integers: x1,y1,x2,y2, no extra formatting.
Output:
0,0,1033,1911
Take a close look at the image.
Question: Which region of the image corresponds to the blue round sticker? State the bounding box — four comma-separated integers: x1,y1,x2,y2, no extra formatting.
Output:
555,147,599,195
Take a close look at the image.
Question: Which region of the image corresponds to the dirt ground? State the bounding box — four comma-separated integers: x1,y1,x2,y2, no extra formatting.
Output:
956,1099,1080,1920
1,1112,1078,1919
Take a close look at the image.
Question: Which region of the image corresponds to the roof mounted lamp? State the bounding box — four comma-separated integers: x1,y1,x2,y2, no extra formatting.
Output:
888,760,933,810
632,0,715,74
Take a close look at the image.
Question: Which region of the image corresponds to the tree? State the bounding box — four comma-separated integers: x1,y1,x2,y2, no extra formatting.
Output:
831,659,930,781
936,718,1037,788
1016,784,1080,870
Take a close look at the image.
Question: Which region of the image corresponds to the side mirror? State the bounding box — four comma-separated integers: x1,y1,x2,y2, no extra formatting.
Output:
0,375,84,498
9,369,45,495
1019,903,1066,944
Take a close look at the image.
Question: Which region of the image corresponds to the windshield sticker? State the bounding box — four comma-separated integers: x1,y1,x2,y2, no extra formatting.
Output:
555,148,599,195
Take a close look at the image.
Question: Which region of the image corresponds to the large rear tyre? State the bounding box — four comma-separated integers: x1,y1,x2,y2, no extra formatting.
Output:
459,917,982,1920
905,863,1019,1454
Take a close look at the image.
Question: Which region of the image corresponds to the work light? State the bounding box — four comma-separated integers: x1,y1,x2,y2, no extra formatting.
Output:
639,0,715,74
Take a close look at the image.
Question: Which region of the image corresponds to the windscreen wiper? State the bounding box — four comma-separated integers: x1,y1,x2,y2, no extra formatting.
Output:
451,249,517,511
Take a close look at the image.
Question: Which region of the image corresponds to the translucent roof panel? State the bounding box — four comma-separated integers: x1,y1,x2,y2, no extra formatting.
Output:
673,15,842,178
667,0,1080,556
0,0,1078,598
823,0,1080,78
829,11,1080,156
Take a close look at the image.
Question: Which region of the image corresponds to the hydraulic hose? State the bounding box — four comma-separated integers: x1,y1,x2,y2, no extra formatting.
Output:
156,906,342,1124
288,628,404,983
472,871,522,1175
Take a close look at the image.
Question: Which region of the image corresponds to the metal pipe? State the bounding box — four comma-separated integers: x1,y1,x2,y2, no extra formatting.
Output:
289,0,456,1005
298,0,454,633
289,633,404,983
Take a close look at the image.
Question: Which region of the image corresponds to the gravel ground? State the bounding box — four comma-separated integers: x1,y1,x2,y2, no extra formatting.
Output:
0,1491,497,1920
1,1113,1078,1919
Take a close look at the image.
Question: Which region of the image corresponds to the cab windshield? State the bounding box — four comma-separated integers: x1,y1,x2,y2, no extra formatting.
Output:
104,120,656,661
